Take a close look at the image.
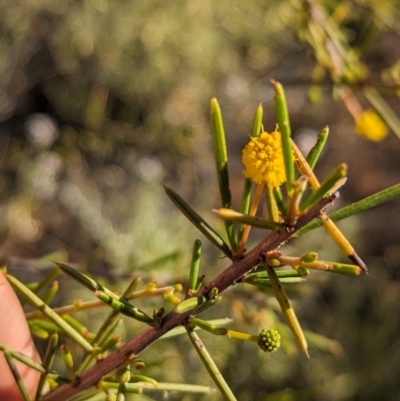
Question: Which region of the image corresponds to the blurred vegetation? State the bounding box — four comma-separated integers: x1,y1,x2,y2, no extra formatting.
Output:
0,0,400,400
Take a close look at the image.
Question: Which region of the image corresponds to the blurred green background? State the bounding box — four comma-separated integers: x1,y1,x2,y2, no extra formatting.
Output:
1,0,400,400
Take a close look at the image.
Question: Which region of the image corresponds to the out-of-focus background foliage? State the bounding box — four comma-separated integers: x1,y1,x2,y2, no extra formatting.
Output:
1,0,400,400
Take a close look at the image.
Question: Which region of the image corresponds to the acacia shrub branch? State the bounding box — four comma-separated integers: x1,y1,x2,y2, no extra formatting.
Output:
41,196,334,401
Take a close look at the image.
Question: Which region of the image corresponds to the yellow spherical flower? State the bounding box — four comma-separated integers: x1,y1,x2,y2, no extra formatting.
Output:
355,109,389,142
242,131,286,188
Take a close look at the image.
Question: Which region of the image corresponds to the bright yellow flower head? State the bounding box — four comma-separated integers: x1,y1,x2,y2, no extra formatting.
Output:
355,109,389,142
242,131,286,188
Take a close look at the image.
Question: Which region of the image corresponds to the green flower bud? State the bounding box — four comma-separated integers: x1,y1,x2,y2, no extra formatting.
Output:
116,366,131,383
258,329,281,353
132,358,145,370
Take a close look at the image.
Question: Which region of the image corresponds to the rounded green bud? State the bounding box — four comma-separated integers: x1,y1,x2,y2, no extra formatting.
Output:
269,258,281,267
208,287,219,299
132,357,145,370
116,366,131,383
258,329,281,353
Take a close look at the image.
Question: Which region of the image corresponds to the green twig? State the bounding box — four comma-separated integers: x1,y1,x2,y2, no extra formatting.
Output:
186,329,238,401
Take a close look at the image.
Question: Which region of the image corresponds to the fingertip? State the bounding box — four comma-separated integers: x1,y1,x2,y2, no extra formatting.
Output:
0,272,41,400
